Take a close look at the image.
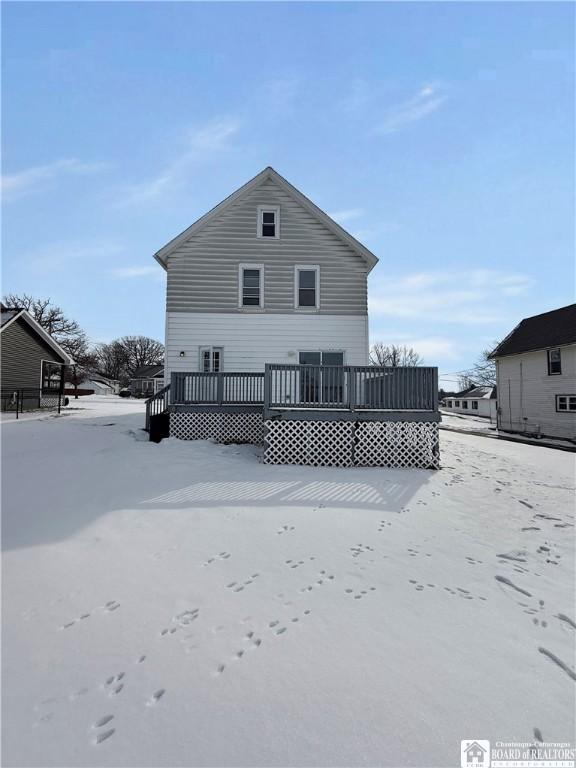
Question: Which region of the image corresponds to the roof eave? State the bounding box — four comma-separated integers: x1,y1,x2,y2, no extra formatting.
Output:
1,309,73,365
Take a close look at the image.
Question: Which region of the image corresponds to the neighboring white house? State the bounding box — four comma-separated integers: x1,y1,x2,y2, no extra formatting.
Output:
84,378,118,395
154,167,377,382
489,304,576,441
444,385,497,420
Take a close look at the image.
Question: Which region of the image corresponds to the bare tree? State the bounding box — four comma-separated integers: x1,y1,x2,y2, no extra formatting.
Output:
93,341,130,384
2,293,85,357
94,336,164,386
64,336,99,398
369,343,423,367
457,374,476,392
468,343,498,387
117,335,164,378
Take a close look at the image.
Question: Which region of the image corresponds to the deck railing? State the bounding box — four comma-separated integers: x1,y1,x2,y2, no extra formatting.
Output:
145,384,171,431
169,366,438,413
264,364,438,412
171,372,265,405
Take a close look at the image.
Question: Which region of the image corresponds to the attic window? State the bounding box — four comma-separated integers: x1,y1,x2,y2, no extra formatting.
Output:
258,206,279,239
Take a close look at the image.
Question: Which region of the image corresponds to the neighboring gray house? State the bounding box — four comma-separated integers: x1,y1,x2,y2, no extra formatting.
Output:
148,167,440,468
444,385,497,420
129,364,164,397
489,304,576,441
0,305,73,410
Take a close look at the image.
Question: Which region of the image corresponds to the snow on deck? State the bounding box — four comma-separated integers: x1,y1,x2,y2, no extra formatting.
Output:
2,396,575,766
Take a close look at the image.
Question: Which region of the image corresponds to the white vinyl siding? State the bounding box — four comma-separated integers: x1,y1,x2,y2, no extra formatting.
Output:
165,311,369,380
496,345,576,439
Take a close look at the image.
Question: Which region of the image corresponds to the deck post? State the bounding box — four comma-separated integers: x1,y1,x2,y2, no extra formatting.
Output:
263,364,272,420
170,372,178,405
348,366,356,412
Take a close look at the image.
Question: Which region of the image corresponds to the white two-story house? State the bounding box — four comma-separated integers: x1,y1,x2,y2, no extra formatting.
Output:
154,166,377,381
490,304,576,441
150,167,440,469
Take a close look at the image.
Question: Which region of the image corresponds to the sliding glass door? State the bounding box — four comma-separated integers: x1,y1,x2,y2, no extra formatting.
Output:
298,352,344,405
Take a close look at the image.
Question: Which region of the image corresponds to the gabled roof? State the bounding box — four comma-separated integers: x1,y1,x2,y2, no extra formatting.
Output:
452,385,497,400
489,304,576,359
0,307,73,365
132,364,164,379
153,167,379,272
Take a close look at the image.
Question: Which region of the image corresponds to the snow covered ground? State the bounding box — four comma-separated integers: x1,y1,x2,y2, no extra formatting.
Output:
2,396,575,767
440,409,497,433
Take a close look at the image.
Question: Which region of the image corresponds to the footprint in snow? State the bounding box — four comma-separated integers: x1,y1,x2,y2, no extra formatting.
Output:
147,689,165,706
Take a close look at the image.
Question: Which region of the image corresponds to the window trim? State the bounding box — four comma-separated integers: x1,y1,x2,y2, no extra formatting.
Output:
257,205,280,239
471,400,479,410
555,394,576,413
199,346,224,373
238,263,264,309
547,348,562,375
294,265,320,310
454,400,460,407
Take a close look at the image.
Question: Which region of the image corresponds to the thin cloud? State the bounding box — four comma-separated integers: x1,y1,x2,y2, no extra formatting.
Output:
375,83,448,136
110,266,160,279
2,158,109,202
18,239,124,274
369,270,534,324
188,117,242,152
120,116,242,206
328,208,364,224
341,78,371,113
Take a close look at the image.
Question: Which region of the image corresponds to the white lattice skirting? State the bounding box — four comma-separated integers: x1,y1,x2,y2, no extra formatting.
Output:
170,412,263,444
264,420,440,469
40,395,60,409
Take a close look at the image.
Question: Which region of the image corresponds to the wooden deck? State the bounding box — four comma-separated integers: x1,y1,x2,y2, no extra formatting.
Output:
168,364,438,421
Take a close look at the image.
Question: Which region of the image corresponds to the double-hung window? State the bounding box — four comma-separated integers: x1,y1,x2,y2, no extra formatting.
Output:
547,348,562,375
200,347,223,373
472,401,479,410
556,395,576,412
239,264,263,308
257,206,279,239
295,265,319,309
462,400,468,409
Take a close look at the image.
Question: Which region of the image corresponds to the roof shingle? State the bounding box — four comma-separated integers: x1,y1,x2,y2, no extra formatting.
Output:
490,304,576,358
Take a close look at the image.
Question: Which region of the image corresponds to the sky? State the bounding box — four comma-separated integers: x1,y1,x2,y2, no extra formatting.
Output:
2,2,574,388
